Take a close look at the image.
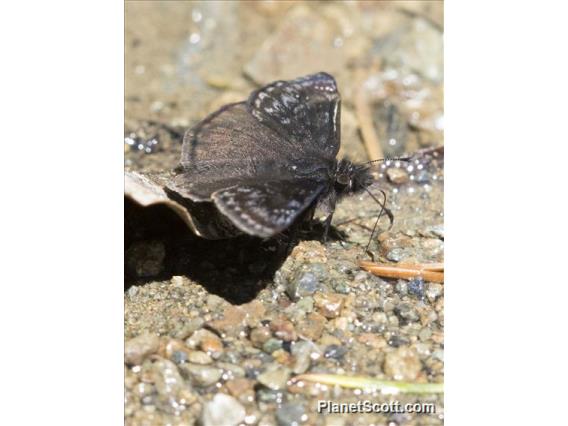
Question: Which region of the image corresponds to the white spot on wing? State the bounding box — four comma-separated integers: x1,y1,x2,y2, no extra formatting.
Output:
332,101,338,133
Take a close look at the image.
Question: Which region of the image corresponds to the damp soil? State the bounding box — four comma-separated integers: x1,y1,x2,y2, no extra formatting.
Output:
125,2,444,425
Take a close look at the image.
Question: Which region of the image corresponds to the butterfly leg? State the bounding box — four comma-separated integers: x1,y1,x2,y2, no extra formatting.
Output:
317,190,337,243
322,213,334,243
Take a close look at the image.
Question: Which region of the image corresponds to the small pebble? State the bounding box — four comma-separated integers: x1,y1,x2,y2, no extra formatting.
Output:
201,393,246,426
387,167,409,184
332,281,350,294
431,331,444,344
395,280,408,295
353,271,369,282
164,338,191,360
296,312,326,340
217,362,246,379
226,377,254,394
294,297,314,313
250,326,272,347
241,300,267,327
125,333,160,365
287,272,318,301
174,318,205,340
151,358,196,414
137,383,156,406
382,297,397,312
180,364,223,387
386,247,406,262
358,333,387,349
415,170,430,183
273,348,293,365
207,305,246,338
188,351,213,365
388,334,409,347
257,366,291,390
270,318,298,342
170,275,184,286
126,285,138,298
263,338,284,354
432,349,444,361
291,340,321,374
408,277,425,298
388,314,400,327
245,366,262,380
319,334,341,347
286,262,329,301
395,302,420,322
201,335,224,358
256,388,285,404
187,329,224,358
276,402,308,426
371,311,388,325
426,283,443,302
206,294,225,310
289,242,328,264
418,328,432,341
414,342,432,357
324,344,347,360
384,347,422,381
170,350,188,364
313,292,345,319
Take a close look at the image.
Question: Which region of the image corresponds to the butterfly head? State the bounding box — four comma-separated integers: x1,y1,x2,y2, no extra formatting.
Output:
335,159,373,195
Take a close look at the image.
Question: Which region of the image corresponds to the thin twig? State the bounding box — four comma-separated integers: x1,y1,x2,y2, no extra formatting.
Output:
355,68,384,161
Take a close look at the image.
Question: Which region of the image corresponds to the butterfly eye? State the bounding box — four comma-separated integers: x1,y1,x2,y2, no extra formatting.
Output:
336,174,350,186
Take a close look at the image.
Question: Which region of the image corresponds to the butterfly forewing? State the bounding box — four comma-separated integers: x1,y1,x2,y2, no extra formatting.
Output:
181,103,297,167
173,103,303,200
248,72,340,160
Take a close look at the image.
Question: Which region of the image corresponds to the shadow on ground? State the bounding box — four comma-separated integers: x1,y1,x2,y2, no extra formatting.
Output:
125,200,342,304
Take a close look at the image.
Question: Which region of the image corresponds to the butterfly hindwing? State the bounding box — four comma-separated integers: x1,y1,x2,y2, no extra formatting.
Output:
211,179,326,238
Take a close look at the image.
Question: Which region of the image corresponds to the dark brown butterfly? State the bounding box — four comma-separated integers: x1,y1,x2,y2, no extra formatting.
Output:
166,72,389,240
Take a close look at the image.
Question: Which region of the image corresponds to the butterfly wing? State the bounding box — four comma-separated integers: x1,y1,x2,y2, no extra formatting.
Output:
169,73,340,201
211,179,326,238
248,72,340,160
170,102,298,201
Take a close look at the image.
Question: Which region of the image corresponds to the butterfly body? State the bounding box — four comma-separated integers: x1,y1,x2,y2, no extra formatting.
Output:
166,73,374,240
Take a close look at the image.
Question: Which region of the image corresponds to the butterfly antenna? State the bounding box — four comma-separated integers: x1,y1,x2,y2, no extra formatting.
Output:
363,156,412,167
363,187,393,259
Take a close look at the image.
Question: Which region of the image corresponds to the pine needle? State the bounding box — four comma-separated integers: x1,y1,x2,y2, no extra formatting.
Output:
292,373,443,394
359,261,444,283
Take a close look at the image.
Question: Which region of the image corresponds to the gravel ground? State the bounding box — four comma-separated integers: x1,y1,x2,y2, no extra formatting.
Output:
125,2,444,425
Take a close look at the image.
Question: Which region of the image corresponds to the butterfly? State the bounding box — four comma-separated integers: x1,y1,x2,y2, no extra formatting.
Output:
166,72,391,241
